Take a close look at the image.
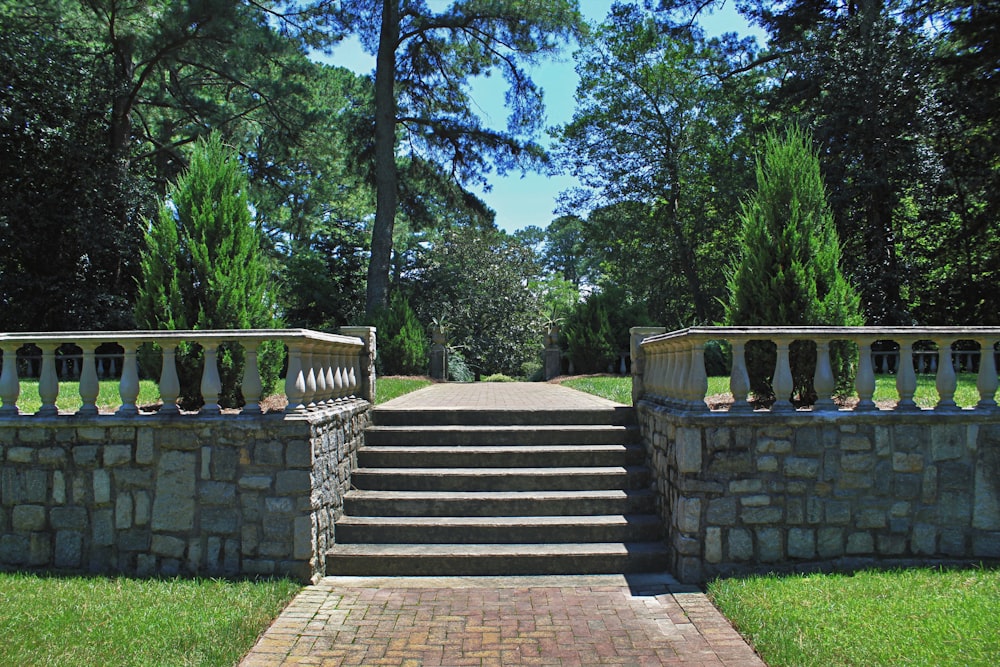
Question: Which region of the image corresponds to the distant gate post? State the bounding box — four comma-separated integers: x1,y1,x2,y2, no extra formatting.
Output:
429,324,448,380
630,326,666,404
543,323,563,380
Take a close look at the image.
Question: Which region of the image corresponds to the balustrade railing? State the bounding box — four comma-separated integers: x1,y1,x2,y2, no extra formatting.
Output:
0,329,374,417
637,326,1000,413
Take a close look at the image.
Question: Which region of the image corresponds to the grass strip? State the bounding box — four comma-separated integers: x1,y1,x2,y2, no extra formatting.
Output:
376,376,433,404
13,379,161,414
0,573,300,667
561,373,982,408
709,567,1000,667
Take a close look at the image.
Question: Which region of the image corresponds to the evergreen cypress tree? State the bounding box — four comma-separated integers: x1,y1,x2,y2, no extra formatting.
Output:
136,134,282,408
372,292,428,376
725,127,863,402
564,295,616,374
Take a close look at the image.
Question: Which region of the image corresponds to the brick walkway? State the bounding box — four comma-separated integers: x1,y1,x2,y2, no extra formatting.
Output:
376,382,626,411
240,575,764,666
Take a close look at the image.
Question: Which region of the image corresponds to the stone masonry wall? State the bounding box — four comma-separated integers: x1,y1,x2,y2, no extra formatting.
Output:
638,402,1000,584
0,401,370,582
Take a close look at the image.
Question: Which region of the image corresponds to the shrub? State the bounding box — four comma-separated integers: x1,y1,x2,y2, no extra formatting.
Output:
135,134,282,408
725,127,863,402
564,296,616,374
447,349,474,382
481,373,516,382
372,292,428,376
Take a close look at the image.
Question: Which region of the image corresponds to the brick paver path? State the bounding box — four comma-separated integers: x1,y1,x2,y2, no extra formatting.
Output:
377,382,626,411
240,575,765,666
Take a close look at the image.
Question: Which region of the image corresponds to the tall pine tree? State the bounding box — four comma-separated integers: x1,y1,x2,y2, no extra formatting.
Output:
136,134,281,408
725,127,862,402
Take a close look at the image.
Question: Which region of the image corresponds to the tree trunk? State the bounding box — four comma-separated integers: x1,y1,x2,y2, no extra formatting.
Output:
365,0,400,317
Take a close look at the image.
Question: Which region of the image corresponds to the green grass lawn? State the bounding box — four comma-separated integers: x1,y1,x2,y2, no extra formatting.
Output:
561,373,983,408
375,376,433,403
12,379,161,414
0,573,300,667
709,567,1000,667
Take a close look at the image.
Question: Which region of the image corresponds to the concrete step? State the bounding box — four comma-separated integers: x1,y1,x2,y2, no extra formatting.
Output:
364,424,638,447
335,515,664,544
372,407,636,427
325,542,670,576
342,489,656,517
357,444,646,468
350,466,651,492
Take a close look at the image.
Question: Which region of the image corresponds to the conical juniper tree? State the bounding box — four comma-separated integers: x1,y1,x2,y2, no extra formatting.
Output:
136,134,282,408
725,127,863,403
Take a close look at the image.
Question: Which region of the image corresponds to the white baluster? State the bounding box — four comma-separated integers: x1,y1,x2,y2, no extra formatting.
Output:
241,341,263,415
687,340,708,411
729,339,751,412
333,345,346,400
895,340,918,411
156,342,180,415
77,343,100,416
314,346,329,406
976,339,998,409
285,343,307,414
348,346,360,397
772,338,794,412
117,342,140,416
200,341,222,415
813,339,836,412
37,343,60,416
0,345,21,416
934,338,958,411
324,348,336,404
673,342,690,406
302,344,317,409
854,338,877,411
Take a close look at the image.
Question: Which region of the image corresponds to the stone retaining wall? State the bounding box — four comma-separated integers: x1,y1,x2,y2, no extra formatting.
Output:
0,402,370,582
638,402,1000,583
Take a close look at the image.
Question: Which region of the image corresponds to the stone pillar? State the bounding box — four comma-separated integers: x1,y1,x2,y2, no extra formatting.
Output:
543,324,562,381
429,326,448,381
340,326,377,403
630,327,667,404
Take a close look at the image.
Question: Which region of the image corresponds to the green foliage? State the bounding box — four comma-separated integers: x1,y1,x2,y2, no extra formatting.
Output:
0,572,299,667
135,135,282,408
447,349,475,383
564,296,616,374
481,374,516,382
371,292,428,376
725,128,863,402
413,227,544,379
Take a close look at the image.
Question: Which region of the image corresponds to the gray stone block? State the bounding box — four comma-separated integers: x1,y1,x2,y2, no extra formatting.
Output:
13,505,46,531
115,494,133,529
72,446,99,467
742,507,782,524
136,428,154,464
973,532,1000,558
92,509,113,547
676,497,701,533
938,492,972,525
931,425,967,462
877,534,906,555
54,531,82,568
706,497,736,526
788,528,815,559
201,508,238,535
50,506,88,530
285,440,312,468
912,523,937,555
974,461,1000,530
152,534,186,559
817,527,844,558
265,497,295,514
151,451,196,532
756,527,782,562
757,455,778,472
211,448,239,481
705,527,722,563
856,509,886,529
38,448,66,466
8,447,34,463
275,470,310,495
785,457,820,478
28,533,51,565
940,528,966,556
119,529,150,552
675,428,702,473
103,445,132,467
894,474,922,500
238,475,273,491
92,469,111,504
0,534,28,564
25,470,48,503
199,481,236,505
846,532,873,554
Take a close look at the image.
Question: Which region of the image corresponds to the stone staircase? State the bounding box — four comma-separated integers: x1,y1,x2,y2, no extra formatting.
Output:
325,404,668,575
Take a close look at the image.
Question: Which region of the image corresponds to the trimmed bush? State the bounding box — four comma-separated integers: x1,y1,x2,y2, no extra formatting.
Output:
372,292,428,376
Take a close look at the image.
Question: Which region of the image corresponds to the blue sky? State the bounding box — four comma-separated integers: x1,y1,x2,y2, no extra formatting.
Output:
320,1,761,233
